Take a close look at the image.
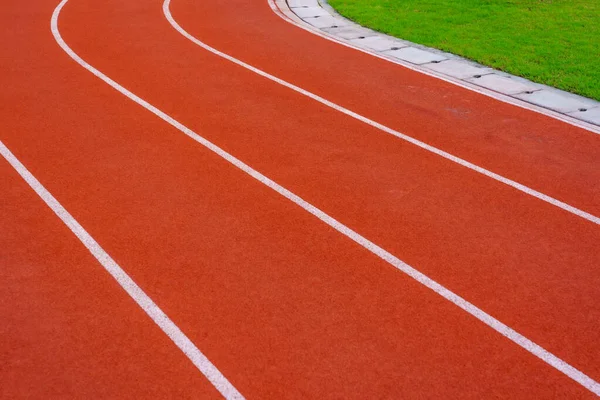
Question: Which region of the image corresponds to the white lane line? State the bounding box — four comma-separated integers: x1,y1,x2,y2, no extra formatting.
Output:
52,0,599,394
0,141,244,400
164,0,599,226
269,0,600,135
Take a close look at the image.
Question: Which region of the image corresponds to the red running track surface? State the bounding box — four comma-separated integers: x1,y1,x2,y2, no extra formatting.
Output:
1,0,598,398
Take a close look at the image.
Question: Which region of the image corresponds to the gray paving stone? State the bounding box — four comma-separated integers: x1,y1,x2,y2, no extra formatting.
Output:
465,74,536,95
303,15,348,28
425,59,490,80
288,0,319,7
291,0,600,127
322,26,374,40
350,36,405,52
384,47,446,64
567,107,600,125
292,6,329,18
514,90,597,113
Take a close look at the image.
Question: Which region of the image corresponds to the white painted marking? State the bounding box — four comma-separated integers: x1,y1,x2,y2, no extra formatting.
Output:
164,0,599,226
268,0,600,134
50,0,600,394
51,3,244,399
0,141,244,400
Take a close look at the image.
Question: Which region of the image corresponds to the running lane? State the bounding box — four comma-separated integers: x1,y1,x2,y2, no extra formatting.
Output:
2,0,599,398
54,0,600,387
0,1,225,397
2,1,591,397
170,0,600,217
0,158,222,398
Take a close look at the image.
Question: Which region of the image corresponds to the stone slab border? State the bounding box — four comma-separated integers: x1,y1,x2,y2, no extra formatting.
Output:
270,0,600,133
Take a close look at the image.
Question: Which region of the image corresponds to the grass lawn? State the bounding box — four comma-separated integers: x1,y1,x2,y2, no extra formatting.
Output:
327,0,600,101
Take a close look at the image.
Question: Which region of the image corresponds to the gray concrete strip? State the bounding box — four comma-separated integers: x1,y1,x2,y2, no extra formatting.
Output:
426,60,491,80
322,26,376,40
384,47,447,65
281,0,600,130
303,15,348,28
288,0,319,7
466,74,538,95
514,90,598,114
567,107,600,125
350,36,405,51
293,6,330,18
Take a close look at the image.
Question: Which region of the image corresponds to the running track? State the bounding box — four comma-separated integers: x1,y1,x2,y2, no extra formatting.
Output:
1,0,599,398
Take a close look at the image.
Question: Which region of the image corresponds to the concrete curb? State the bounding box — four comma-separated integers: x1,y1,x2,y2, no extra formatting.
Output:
274,0,600,132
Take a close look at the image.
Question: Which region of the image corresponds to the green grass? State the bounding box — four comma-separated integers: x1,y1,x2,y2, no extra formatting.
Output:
328,0,600,101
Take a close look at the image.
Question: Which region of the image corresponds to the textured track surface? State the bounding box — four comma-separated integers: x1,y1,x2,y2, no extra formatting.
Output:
1,0,598,398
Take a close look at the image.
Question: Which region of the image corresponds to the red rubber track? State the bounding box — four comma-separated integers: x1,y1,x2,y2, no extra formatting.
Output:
172,0,600,217
0,156,222,398
1,0,598,398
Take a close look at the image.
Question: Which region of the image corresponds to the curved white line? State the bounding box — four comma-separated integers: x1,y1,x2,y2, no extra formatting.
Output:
163,0,600,226
269,0,600,135
51,0,599,395
49,2,244,399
